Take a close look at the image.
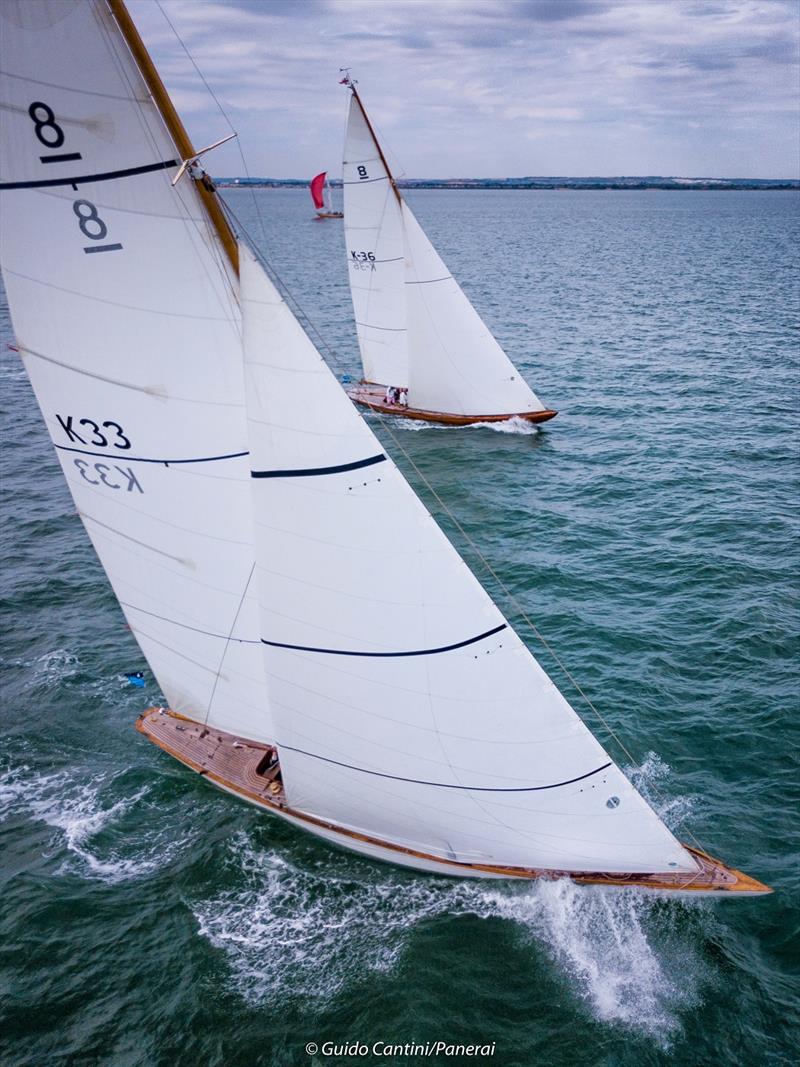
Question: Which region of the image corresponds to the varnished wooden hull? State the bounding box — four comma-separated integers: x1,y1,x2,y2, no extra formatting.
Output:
347,384,558,426
136,708,771,896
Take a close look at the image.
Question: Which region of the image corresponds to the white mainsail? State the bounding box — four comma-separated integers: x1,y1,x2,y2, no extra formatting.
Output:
0,0,273,743
240,242,695,874
342,94,408,389
342,85,547,418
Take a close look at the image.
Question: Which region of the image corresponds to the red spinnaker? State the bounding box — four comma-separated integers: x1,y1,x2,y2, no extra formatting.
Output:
310,172,326,210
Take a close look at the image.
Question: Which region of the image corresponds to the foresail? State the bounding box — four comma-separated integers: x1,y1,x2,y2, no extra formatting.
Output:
0,0,273,743
343,95,408,388
402,202,546,417
240,243,695,874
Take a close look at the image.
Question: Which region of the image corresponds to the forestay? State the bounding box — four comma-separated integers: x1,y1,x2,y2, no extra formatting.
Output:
0,0,273,743
240,242,695,874
342,94,408,390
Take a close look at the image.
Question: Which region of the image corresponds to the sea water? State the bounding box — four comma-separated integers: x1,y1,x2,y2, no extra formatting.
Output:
1,189,798,1066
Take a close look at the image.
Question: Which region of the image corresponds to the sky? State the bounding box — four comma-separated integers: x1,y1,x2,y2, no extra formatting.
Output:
129,0,800,180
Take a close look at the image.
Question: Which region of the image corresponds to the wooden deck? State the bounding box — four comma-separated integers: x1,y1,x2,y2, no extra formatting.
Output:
137,708,285,808
347,382,558,426
136,708,770,895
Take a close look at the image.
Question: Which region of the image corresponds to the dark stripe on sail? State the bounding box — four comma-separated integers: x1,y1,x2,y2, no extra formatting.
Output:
262,623,507,658
54,444,249,464
0,158,179,190
251,453,386,479
277,747,613,793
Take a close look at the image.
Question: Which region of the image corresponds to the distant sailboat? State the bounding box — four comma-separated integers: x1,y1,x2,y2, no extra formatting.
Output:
310,170,343,219
0,0,770,896
341,75,557,426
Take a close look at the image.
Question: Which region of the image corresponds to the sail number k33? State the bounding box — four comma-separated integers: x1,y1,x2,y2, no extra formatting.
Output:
57,414,131,449
28,102,123,254
73,460,143,493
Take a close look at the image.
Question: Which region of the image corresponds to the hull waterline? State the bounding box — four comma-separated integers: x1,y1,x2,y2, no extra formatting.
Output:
137,708,771,897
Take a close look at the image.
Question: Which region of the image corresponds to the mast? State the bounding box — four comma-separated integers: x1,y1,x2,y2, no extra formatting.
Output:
107,0,239,276
347,80,402,207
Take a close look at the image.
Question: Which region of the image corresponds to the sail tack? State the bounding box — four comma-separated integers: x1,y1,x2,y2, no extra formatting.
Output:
0,0,273,743
240,243,695,874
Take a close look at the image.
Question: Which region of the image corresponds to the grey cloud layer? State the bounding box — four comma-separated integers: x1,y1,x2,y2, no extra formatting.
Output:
130,0,799,178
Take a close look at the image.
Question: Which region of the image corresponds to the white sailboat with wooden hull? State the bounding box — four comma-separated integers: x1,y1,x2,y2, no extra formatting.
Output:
341,76,557,427
0,0,769,898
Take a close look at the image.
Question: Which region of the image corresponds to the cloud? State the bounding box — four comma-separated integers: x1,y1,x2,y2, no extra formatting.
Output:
128,0,800,179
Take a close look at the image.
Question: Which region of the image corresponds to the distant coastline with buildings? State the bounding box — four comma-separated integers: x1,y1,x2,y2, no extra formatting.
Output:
216,176,798,190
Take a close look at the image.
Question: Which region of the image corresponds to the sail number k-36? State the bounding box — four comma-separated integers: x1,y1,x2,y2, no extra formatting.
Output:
28,102,123,254
350,250,376,272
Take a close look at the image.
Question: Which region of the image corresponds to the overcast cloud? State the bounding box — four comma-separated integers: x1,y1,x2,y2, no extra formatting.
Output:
129,0,800,179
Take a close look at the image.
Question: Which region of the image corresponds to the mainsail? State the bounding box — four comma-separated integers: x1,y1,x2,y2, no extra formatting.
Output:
342,81,550,421
0,0,273,744
342,93,408,391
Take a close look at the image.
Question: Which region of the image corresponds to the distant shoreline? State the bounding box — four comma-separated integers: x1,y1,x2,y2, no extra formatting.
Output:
217,177,799,191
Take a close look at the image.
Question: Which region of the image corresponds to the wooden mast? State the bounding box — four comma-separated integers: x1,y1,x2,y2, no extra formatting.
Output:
107,0,239,277
348,81,403,207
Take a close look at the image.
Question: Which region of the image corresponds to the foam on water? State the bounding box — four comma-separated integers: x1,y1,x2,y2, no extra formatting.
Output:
193,819,707,1046
390,415,541,436
33,648,80,689
627,752,699,831
1,762,195,883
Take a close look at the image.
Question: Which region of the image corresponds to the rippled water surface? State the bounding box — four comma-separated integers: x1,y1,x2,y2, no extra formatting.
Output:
1,189,798,1066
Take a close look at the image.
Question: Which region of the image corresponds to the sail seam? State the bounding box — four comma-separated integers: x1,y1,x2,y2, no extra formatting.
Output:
0,158,179,191
251,454,386,479
355,321,406,332
278,746,612,792
120,601,261,642
262,623,507,657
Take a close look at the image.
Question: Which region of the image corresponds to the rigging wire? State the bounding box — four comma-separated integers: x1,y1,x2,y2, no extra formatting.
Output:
154,0,270,251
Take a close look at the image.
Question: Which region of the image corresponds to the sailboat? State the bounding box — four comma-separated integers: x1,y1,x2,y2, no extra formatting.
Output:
0,0,770,896
310,170,343,219
341,76,558,427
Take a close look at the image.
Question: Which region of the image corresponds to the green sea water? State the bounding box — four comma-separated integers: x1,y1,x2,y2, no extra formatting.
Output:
1,189,798,1066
